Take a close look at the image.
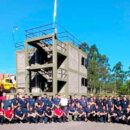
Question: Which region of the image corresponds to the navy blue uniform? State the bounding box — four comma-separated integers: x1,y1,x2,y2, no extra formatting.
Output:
36,98,43,106
3,99,12,110
79,99,87,108
98,107,107,122
44,107,53,123
18,98,27,114
68,104,76,121
53,98,60,106
27,107,37,123
76,107,86,121
35,106,44,123
121,99,129,110
15,107,27,123
27,98,35,108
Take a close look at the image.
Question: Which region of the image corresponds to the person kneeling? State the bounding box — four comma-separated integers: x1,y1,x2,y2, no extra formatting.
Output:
0,107,4,125
15,106,27,123
44,106,53,124
53,105,63,123
27,106,37,123
4,106,14,123
63,106,69,122
35,105,44,123
76,105,86,121
98,106,108,123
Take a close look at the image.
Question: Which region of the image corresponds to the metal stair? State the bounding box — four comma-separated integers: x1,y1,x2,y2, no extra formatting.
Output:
28,48,37,60
31,71,37,80
38,69,52,82
37,42,52,58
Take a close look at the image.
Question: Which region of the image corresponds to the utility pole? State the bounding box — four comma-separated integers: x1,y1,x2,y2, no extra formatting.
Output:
53,0,57,33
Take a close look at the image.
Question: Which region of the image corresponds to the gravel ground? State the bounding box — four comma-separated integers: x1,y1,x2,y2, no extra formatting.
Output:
0,121,129,130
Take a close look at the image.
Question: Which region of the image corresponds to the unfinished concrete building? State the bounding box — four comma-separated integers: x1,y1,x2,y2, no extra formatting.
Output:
16,24,88,96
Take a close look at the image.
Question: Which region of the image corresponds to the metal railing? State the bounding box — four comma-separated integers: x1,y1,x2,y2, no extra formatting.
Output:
25,23,54,39
57,31,81,47
25,23,82,48
15,23,82,50
15,41,24,50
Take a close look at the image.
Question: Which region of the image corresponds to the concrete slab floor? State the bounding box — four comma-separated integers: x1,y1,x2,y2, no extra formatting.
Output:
0,121,129,130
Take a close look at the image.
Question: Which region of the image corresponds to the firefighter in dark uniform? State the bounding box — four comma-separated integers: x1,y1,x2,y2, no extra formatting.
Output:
3,95,13,110
114,97,121,110
35,104,44,123
76,105,86,121
98,105,108,123
124,107,130,124
121,96,129,111
36,96,43,107
53,94,61,107
27,94,35,109
84,104,93,121
14,106,27,123
68,103,76,121
18,95,27,116
44,106,53,124
108,107,117,123
62,106,69,122
115,106,124,123
106,97,114,111
27,106,37,123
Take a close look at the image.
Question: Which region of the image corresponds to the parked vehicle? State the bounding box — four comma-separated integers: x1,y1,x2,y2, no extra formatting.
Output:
0,74,16,93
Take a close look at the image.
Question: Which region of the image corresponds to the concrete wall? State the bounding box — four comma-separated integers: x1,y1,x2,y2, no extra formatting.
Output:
79,75,87,94
68,43,87,95
68,44,79,71
16,42,87,95
16,50,26,91
68,71,79,94
79,52,87,76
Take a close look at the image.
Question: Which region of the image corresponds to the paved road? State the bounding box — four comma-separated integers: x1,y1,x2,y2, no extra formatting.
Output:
0,121,129,130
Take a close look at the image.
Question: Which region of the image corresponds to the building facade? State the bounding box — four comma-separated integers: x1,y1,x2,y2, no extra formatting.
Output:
16,24,87,96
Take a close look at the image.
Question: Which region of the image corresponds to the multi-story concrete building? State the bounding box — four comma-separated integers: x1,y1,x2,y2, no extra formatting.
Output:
16,24,88,96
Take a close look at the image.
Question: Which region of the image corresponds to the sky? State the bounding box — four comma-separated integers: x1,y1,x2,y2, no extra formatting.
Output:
0,0,130,74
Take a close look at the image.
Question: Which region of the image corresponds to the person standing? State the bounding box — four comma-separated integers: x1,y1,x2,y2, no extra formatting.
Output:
53,94,60,107
3,95,13,110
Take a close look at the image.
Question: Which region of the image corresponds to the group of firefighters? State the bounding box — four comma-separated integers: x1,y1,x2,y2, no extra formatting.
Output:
0,93,130,125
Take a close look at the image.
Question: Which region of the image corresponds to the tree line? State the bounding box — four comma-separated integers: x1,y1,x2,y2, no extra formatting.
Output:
79,43,130,95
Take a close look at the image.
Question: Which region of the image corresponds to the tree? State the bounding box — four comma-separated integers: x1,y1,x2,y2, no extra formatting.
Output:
79,42,89,53
87,44,110,94
79,42,130,95
112,62,126,93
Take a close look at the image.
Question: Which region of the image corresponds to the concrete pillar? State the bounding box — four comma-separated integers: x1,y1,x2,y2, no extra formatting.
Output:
25,41,30,93
53,34,57,95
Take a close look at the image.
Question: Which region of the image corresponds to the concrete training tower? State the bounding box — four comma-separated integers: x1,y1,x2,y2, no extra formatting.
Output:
16,24,88,96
